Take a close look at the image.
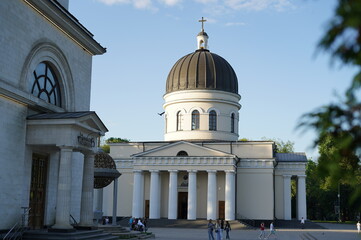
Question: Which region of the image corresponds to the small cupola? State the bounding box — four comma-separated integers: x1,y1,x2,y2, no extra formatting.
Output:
197,17,209,50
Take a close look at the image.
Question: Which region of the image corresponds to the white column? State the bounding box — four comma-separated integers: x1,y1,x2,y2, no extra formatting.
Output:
132,170,143,218
297,175,307,220
149,170,160,219
187,170,197,220
112,178,118,226
95,188,103,212
139,173,145,217
225,170,235,220
52,146,73,229
207,170,217,220
168,170,178,219
283,175,292,220
79,152,95,227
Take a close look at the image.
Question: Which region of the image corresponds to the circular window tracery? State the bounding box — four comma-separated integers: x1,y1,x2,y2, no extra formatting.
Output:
30,62,61,107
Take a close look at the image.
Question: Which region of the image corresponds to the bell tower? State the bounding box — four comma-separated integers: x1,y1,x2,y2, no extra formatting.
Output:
197,17,209,50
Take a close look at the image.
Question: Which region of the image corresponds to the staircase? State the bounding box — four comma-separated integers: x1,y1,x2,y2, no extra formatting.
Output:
98,225,155,239
118,218,249,230
274,220,325,229
22,229,118,240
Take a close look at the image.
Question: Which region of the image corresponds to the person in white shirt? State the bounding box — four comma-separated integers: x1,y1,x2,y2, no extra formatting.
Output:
357,221,360,234
301,217,305,229
137,219,145,231
266,222,277,239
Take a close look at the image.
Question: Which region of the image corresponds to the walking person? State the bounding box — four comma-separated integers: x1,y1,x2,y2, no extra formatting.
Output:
266,222,277,239
259,222,266,239
300,217,305,229
215,219,221,240
208,219,215,240
357,221,360,234
225,221,231,239
220,219,224,240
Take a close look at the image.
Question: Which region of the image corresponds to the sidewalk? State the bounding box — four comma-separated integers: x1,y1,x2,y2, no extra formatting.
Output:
149,224,361,240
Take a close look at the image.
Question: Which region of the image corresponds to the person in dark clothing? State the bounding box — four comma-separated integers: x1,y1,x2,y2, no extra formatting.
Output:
207,219,215,240
225,221,231,239
220,219,224,239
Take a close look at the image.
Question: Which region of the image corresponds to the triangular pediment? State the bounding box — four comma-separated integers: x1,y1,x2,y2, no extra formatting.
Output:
26,111,108,151
132,141,235,158
27,111,108,134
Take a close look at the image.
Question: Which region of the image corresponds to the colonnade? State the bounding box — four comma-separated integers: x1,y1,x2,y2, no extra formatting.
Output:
52,146,96,230
283,174,307,220
131,169,236,221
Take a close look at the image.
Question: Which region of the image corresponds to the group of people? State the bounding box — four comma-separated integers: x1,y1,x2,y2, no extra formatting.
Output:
128,217,148,232
207,219,231,240
259,222,277,239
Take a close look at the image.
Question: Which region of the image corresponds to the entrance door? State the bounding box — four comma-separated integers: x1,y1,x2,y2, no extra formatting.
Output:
177,192,188,219
29,154,48,229
145,200,149,218
218,201,225,219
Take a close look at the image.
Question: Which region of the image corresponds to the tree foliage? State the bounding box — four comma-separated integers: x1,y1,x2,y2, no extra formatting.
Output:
299,0,361,207
262,137,295,153
100,137,130,153
105,137,130,143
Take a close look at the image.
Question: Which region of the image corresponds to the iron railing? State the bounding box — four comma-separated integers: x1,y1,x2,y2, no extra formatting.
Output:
3,207,31,240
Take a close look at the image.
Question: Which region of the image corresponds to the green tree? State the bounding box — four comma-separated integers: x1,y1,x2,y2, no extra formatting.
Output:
261,137,295,153
100,137,130,153
106,137,130,143
299,0,361,207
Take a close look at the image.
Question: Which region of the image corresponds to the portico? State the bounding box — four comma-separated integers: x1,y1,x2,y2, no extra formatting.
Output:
129,141,237,220
26,111,108,230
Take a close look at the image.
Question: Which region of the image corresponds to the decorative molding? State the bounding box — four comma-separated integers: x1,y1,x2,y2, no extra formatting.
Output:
276,162,306,171
239,159,274,168
115,159,134,169
23,0,106,55
132,156,236,167
275,162,307,176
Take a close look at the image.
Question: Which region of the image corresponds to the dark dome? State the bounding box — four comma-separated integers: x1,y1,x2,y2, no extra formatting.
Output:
94,152,121,189
166,49,238,94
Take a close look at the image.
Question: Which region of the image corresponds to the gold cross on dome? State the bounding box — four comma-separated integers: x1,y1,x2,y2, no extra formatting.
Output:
198,17,207,31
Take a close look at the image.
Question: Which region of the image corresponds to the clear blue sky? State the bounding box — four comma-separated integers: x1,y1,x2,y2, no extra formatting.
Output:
70,0,356,160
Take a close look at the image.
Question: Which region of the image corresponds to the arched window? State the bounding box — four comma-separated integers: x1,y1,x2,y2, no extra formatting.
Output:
231,113,235,133
176,111,182,131
209,110,217,131
30,62,61,107
191,110,200,130
177,151,188,156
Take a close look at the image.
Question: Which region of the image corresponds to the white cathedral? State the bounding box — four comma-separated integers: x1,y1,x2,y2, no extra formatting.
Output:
0,0,307,235
101,20,308,222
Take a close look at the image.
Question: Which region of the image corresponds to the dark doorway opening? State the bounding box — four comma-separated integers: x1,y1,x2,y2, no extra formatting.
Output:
178,192,188,219
145,200,149,218
29,154,48,229
218,201,225,219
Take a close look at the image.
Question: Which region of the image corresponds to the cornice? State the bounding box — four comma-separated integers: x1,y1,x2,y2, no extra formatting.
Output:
24,0,106,55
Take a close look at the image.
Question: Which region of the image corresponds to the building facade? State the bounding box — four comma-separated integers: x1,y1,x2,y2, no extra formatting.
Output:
102,23,307,222
0,0,106,231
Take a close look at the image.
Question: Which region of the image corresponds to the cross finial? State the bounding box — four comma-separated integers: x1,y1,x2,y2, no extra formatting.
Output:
198,17,207,32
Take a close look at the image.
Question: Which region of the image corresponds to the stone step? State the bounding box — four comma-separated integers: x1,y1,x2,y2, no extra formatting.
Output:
99,225,155,239
22,229,118,240
118,218,249,230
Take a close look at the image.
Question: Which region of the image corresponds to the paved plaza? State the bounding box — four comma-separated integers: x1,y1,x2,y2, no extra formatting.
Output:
149,223,361,240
